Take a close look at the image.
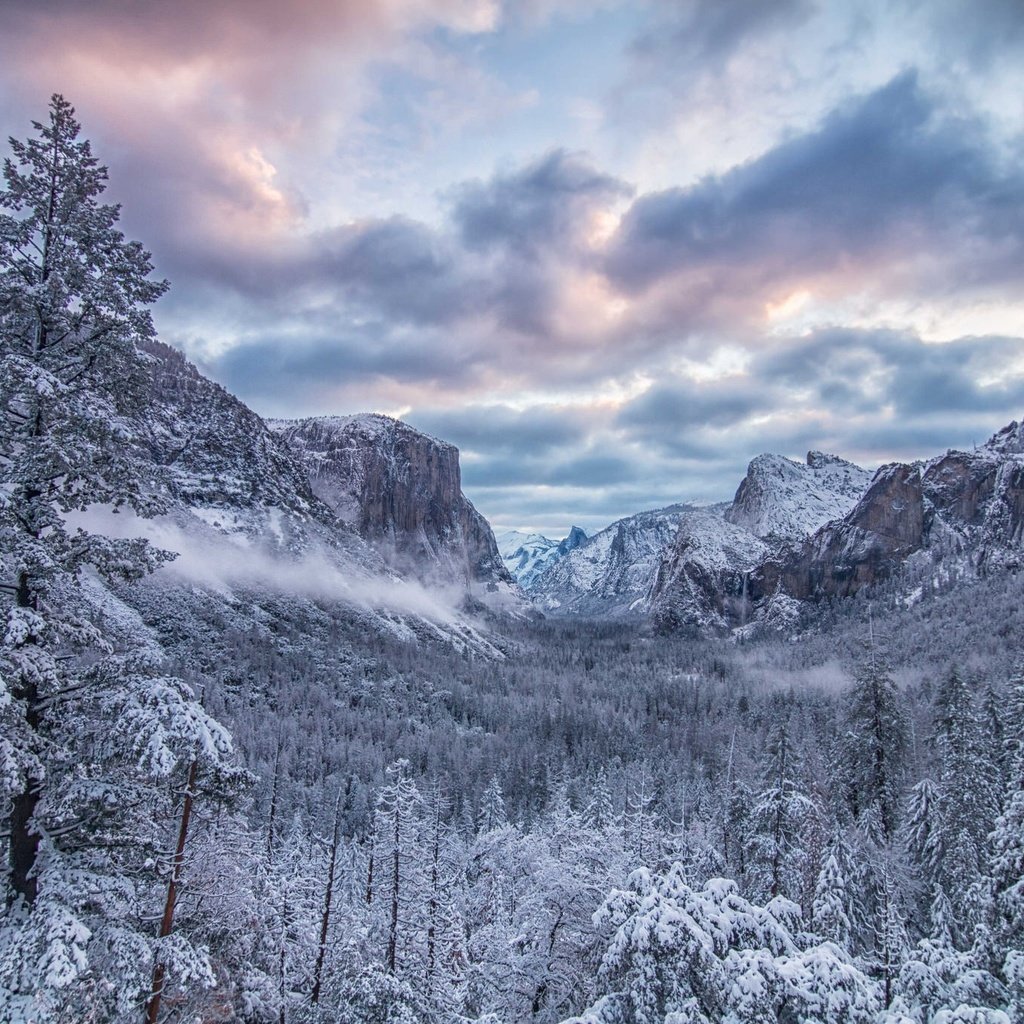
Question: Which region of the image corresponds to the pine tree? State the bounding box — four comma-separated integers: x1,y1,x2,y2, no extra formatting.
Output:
0,96,238,1022
371,760,424,977
814,843,853,947
746,719,814,902
842,639,908,840
477,775,508,834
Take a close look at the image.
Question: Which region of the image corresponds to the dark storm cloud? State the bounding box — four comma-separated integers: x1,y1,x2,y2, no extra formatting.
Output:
309,219,476,326
211,323,480,405
453,148,631,256
755,329,1024,419
921,0,1024,67
606,72,1024,297
617,377,776,432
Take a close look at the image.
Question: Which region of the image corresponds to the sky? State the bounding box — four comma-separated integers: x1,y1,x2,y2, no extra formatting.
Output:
2,0,1023,537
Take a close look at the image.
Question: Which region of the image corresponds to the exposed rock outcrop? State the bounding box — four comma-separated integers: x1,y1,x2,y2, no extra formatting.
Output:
648,508,768,633
754,422,1024,605
272,414,517,592
726,451,871,541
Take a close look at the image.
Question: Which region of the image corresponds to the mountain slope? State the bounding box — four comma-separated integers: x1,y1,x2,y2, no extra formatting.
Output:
648,508,769,633
757,421,1024,604
87,342,516,654
497,526,587,589
726,451,871,541
531,505,693,617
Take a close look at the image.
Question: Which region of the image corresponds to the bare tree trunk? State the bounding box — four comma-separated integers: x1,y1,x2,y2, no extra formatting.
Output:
144,758,198,1024
386,807,400,974
266,742,282,857
7,570,41,907
311,795,342,1006
426,793,442,995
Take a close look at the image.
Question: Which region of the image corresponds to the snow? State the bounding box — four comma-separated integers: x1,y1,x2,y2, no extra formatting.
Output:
531,505,692,616
727,451,872,541
496,527,586,590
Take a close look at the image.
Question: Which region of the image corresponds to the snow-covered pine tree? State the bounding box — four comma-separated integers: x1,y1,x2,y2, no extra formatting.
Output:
0,95,238,1022
903,777,946,934
478,775,508,834
842,637,908,840
814,840,853,947
746,717,815,903
371,760,425,978
934,670,999,922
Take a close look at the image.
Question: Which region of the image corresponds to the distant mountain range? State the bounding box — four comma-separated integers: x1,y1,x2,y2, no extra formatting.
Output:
108,340,1024,643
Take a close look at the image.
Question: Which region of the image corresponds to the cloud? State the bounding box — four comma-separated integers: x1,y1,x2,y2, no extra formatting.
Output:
3,3,1022,537
629,0,815,78
453,148,631,257
605,72,1024,314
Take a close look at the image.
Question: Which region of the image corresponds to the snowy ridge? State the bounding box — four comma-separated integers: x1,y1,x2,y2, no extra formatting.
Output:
726,451,871,541
108,344,519,653
496,526,587,590
530,505,693,617
648,506,769,633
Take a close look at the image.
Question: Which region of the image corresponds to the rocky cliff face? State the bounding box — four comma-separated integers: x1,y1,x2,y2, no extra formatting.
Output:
753,422,1024,606
271,414,516,593
645,422,1024,633
648,508,768,633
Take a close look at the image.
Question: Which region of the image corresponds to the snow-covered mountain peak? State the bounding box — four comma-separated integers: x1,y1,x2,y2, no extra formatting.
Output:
725,449,871,541
978,419,1024,458
497,525,589,590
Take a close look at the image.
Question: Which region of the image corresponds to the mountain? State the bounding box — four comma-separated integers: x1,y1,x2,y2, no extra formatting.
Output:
86,342,518,654
647,508,769,633
497,525,587,589
270,414,517,597
755,421,1024,604
726,451,871,541
530,505,693,616
533,449,870,626
642,420,1024,634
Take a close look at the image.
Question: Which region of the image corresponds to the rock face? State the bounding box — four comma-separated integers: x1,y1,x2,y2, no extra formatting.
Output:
271,414,516,592
754,422,1024,605
648,508,769,633
726,451,871,541
133,341,380,565
497,526,587,590
757,462,925,601
531,505,693,617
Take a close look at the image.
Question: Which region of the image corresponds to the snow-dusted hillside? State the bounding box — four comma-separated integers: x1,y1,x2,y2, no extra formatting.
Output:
726,451,871,541
753,420,1024,608
97,343,518,654
647,507,769,633
529,447,870,625
530,505,693,616
497,526,587,589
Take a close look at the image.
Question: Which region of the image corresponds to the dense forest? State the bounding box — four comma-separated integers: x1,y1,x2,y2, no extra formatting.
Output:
1,98,1022,1024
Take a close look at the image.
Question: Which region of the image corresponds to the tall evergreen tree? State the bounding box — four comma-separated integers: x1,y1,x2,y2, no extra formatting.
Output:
746,718,814,902
842,639,908,840
0,96,237,1022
